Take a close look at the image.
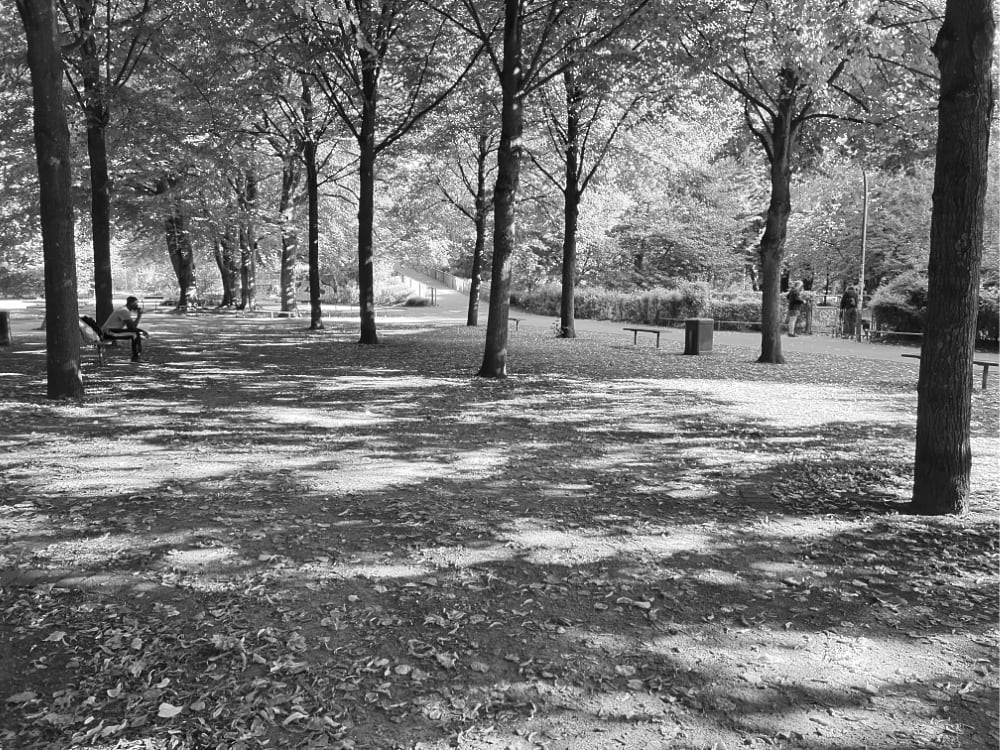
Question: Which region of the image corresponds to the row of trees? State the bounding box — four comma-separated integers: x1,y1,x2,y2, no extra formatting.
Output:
8,0,995,514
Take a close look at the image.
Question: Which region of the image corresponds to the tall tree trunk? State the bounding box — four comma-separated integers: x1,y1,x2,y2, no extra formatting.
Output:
214,227,238,307
77,1,114,324
468,212,486,327
17,0,83,398
238,168,257,310
467,134,490,327
301,77,323,330
558,68,581,339
357,61,378,345
912,0,994,515
213,236,225,305
165,205,196,308
238,224,255,309
304,140,323,330
279,153,300,314
559,185,579,338
479,0,523,378
757,97,797,365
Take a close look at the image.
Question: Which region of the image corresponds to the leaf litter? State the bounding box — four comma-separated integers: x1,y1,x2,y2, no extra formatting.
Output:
0,314,997,749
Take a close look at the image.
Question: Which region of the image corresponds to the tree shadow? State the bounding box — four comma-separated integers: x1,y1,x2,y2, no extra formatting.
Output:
0,315,996,749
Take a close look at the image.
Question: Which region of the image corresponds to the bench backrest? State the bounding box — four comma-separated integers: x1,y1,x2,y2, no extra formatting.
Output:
79,316,104,343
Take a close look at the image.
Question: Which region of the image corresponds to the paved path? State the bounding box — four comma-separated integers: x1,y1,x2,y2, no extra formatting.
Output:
396,268,925,363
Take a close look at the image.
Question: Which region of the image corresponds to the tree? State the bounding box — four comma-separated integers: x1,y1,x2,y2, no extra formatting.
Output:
784,161,936,294
680,1,925,363
429,84,498,327
256,72,345,329
448,0,650,377
912,0,994,515
59,0,154,325
530,28,646,338
305,0,482,345
15,0,84,398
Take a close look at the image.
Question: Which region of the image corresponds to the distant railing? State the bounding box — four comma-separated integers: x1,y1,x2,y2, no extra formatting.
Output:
398,273,438,305
421,267,471,295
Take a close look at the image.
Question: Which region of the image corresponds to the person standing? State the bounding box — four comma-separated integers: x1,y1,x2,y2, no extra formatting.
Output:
839,285,860,338
786,281,805,337
102,295,146,361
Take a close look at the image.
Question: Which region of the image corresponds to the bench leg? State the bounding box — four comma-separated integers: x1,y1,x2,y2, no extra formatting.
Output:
983,365,990,390
655,333,660,348
632,331,638,344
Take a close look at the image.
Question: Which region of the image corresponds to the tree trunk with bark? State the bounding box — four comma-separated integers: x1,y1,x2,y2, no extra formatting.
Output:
279,153,300,314
238,169,258,311
757,94,798,364
238,226,255,309
479,0,523,378
165,205,196,308
468,212,486,327
559,184,579,338
912,0,995,515
75,0,114,324
304,140,323,330
301,78,323,330
467,133,491,327
17,0,84,398
356,61,378,345
558,68,581,339
214,226,239,307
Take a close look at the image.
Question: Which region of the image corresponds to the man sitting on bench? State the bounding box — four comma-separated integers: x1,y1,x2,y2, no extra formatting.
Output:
102,296,147,362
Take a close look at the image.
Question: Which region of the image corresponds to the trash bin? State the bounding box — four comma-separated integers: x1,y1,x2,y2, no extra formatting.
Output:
0,311,10,347
684,317,713,355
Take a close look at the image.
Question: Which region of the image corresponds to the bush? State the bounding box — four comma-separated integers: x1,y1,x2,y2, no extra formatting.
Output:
511,282,713,324
869,273,997,345
870,271,927,332
511,283,561,315
0,266,44,298
710,295,761,323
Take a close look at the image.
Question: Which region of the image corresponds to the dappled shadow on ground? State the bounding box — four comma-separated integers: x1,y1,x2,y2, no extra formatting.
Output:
1,313,997,750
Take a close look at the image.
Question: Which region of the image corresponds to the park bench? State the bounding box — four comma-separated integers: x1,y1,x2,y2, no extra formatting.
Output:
623,326,665,347
510,317,521,330
901,353,997,389
78,316,142,365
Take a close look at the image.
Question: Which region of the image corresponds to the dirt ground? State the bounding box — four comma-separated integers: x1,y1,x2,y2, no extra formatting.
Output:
1,308,998,750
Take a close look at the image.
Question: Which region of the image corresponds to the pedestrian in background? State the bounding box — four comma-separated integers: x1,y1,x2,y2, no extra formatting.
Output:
840,286,860,338
786,281,805,337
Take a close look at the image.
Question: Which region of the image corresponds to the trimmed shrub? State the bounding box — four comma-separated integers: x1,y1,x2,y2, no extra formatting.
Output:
870,272,927,332
512,283,561,315
512,282,713,324
869,273,997,345
710,296,761,323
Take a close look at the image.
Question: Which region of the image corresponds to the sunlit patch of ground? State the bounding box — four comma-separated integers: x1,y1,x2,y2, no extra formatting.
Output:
0,314,996,750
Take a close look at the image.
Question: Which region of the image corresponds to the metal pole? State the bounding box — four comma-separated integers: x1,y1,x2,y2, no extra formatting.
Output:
857,168,869,341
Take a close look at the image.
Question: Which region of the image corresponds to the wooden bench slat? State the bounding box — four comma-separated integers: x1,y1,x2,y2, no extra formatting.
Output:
623,327,663,347
900,353,996,389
